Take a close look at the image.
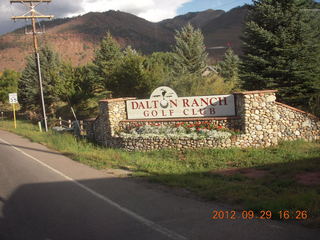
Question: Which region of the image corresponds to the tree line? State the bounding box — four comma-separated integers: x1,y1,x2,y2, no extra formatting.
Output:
0,0,319,120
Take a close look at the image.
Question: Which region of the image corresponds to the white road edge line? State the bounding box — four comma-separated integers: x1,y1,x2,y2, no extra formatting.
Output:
0,137,188,240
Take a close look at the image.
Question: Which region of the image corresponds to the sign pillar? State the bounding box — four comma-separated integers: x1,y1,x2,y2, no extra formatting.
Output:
12,103,17,129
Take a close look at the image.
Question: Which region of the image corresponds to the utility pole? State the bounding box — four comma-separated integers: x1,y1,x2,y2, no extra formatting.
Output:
10,0,54,132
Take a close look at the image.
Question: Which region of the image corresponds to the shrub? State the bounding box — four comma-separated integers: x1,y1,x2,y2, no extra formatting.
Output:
118,124,234,140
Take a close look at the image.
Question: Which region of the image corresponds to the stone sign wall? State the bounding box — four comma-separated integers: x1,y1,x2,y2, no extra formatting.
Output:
84,90,319,151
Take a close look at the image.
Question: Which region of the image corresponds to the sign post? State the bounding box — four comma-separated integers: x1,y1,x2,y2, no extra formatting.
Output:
12,103,17,129
9,93,18,129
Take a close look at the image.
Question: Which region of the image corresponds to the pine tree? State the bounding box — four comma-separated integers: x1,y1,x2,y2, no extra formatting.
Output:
18,46,62,116
173,23,208,75
218,48,241,89
240,0,320,111
93,32,122,88
171,23,209,96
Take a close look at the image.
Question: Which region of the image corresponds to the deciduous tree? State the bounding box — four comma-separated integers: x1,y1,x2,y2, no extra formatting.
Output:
108,47,161,98
0,69,19,104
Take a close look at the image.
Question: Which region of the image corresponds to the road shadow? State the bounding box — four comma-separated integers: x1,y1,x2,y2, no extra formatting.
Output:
0,177,182,240
0,142,67,157
0,158,320,240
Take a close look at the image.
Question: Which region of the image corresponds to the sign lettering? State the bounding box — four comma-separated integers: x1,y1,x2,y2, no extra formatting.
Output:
126,87,235,120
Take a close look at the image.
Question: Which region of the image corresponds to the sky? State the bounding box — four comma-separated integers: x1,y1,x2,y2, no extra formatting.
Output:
0,0,318,35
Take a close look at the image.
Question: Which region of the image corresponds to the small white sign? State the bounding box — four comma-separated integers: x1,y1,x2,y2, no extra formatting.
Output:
9,93,18,104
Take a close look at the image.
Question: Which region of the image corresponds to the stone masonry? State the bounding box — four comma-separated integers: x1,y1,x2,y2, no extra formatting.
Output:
84,90,320,151
275,102,319,141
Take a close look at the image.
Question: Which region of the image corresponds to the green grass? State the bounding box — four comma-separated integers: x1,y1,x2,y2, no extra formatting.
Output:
1,120,320,226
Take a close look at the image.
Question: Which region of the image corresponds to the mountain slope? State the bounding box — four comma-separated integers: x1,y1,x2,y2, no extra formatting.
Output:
159,9,225,30
47,11,173,53
0,7,248,72
203,6,248,57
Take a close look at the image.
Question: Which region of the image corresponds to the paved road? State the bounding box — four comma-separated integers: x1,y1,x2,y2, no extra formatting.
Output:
0,129,319,240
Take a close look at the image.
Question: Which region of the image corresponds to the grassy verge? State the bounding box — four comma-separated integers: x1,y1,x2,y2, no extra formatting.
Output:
1,120,319,226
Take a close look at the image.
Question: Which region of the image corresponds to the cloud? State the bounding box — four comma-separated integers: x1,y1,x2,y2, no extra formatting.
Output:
0,0,82,35
38,0,84,18
79,0,192,22
0,2,26,35
0,0,192,35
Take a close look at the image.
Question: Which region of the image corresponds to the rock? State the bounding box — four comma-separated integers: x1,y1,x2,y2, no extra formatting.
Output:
267,129,273,134
266,95,276,102
302,120,311,128
256,125,263,131
252,102,259,108
273,113,280,121
289,112,295,119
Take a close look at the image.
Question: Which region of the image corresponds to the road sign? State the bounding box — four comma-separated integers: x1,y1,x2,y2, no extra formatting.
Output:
9,93,18,104
8,93,18,128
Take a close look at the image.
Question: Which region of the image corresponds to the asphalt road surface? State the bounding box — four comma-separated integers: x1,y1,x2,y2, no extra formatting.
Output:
0,129,319,240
